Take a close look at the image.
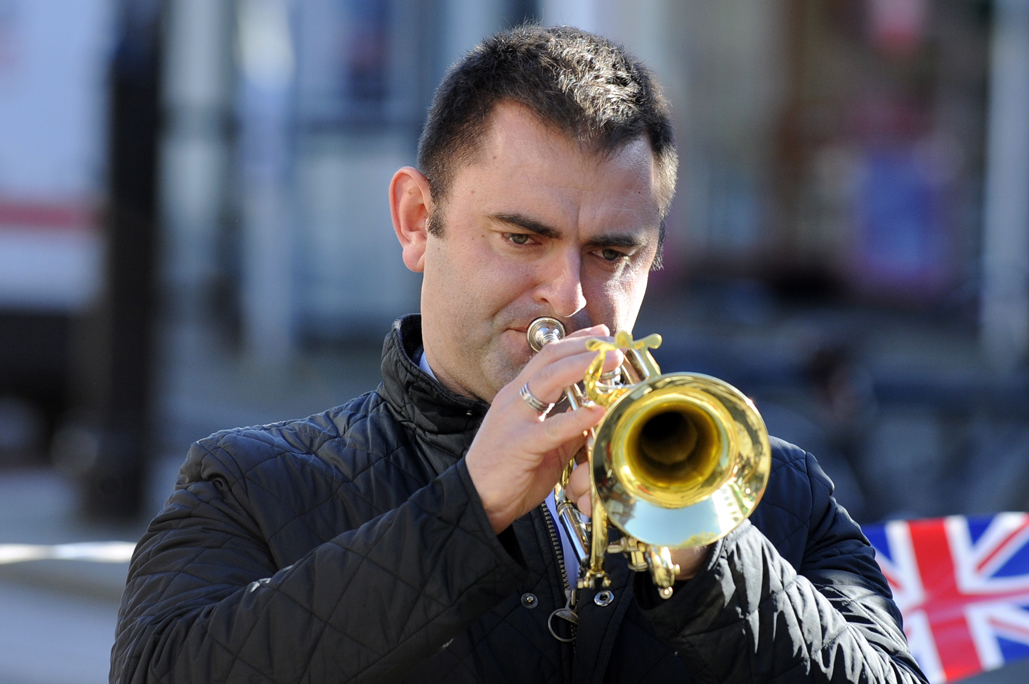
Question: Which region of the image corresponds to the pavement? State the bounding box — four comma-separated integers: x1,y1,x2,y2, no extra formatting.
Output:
0,469,147,604
0,581,120,684
0,467,163,684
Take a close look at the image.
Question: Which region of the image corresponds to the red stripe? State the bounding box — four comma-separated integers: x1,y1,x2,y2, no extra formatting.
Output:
989,617,1029,640
909,519,983,682
877,559,904,595
977,519,1029,575
879,563,901,591
0,201,96,229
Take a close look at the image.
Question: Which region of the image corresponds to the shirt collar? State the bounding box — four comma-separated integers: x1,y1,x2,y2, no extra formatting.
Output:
419,348,437,380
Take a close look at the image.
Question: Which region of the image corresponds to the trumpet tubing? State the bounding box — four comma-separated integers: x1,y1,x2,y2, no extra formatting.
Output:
528,317,771,599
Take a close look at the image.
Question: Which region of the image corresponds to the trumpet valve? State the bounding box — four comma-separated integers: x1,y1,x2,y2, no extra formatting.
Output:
628,548,648,573
646,546,680,599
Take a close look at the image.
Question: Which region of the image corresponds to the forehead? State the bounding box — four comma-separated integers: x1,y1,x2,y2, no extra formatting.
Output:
447,103,662,233
478,103,654,178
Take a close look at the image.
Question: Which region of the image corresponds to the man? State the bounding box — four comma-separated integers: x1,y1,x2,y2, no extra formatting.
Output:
112,25,926,683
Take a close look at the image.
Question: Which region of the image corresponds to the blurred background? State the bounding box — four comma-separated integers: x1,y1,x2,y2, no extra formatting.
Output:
1,0,1029,682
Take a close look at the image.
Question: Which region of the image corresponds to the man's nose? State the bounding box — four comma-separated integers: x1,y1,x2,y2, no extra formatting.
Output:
535,250,587,318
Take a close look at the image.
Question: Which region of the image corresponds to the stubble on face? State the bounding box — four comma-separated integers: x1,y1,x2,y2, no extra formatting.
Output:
419,211,540,400
418,104,662,403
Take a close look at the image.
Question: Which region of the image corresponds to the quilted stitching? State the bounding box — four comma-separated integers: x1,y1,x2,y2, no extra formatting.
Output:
112,318,922,684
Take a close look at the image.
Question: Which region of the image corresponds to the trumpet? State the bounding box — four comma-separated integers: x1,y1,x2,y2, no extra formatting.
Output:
527,317,771,600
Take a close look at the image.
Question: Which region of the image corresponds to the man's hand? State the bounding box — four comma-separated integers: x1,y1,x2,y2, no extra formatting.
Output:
465,324,620,534
566,455,712,580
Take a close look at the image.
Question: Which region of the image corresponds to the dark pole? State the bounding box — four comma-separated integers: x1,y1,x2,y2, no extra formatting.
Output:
74,0,163,519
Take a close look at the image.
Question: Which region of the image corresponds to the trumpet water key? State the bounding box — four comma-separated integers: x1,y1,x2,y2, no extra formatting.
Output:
527,317,771,600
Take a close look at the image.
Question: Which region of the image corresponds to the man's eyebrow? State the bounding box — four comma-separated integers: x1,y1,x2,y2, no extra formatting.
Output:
490,212,561,239
490,212,651,250
585,233,648,250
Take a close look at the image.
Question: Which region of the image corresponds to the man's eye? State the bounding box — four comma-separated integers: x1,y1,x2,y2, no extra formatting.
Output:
507,233,532,245
599,248,626,262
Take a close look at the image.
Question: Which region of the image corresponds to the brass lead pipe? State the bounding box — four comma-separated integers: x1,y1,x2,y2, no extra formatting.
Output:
527,318,592,572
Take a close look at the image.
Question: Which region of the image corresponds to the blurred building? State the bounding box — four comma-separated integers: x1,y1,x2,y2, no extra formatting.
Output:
154,0,1029,524
162,0,539,364
2,0,1028,525
158,0,1002,354
0,0,113,466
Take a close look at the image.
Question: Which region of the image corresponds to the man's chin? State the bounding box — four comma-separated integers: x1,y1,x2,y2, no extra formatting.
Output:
481,346,531,399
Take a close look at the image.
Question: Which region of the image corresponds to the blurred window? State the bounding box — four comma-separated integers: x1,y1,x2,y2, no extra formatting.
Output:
296,0,420,129
0,0,112,312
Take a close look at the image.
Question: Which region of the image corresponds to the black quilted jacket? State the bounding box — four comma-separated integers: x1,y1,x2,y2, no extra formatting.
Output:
112,316,926,684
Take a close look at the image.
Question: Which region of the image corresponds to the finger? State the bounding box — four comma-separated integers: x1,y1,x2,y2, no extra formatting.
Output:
526,348,624,404
524,323,615,369
539,437,588,479
515,380,555,419
598,346,624,373
567,459,591,498
564,323,610,339
567,465,593,517
533,404,604,451
556,331,625,375
521,326,625,386
524,331,598,371
576,491,592,518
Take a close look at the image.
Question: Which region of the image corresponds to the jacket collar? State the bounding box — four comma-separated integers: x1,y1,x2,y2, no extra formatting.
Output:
379,315,490,464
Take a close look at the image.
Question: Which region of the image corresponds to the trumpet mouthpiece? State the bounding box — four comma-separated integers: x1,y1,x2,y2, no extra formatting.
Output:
527,317,566,352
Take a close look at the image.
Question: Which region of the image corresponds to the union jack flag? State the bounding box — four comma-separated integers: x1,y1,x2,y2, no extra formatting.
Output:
865,513,1029,683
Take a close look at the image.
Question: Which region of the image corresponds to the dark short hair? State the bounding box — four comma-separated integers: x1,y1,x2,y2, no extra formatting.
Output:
417,24,677,264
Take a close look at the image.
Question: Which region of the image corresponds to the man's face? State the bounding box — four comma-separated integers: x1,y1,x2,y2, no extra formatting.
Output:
419,102,664,402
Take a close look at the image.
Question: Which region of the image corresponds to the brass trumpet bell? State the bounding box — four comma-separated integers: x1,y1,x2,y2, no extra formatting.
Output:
593,373,770,550
527,317,771,599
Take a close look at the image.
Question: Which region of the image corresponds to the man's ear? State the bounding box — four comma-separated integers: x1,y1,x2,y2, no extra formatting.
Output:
389,166,433,273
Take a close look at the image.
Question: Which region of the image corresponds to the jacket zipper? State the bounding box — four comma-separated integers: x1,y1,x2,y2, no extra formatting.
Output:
541,501,577,675
540,501,570,596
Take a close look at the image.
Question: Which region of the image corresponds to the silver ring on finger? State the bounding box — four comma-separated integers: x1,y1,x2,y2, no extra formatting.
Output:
520,382,554,416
